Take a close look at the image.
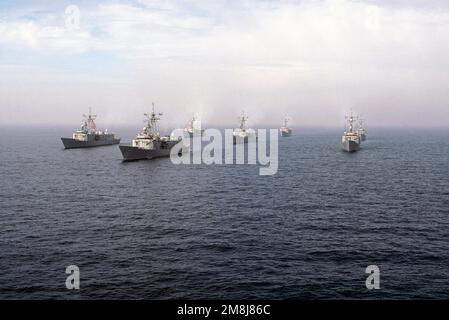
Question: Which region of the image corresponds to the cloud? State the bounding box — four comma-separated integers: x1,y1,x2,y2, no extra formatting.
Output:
2,0,449,67
2,0,449,127
0,23,91,55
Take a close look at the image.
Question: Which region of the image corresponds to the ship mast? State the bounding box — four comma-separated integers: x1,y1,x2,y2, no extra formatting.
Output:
143,102,163,135
358,117,364,130
345,112,355,134
82,108,97,133
189,115,196,130
239,111,248,130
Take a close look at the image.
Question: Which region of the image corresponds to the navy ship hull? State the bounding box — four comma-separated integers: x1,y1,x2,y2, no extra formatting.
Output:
280,130,292,137
119,141,180,161
342,140,360,152
61,137,120,149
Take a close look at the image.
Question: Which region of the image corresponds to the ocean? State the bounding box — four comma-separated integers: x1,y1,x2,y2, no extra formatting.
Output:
1,126,449,299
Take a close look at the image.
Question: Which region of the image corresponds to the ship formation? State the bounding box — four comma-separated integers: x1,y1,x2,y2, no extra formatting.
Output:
341,113,367,152
61,105,369,159
61,109,120,149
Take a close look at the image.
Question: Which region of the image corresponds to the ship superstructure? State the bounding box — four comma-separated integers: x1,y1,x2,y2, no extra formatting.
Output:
232,111,257,144
280,118,292,137
184,115,204,136
342,113,361,152
357,118,367,141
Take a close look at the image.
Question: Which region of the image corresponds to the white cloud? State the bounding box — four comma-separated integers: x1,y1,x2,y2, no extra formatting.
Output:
2,0,449,67
2,0,449,126
0,20,91,53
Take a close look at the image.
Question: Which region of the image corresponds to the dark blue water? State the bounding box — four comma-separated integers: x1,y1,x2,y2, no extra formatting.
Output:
1,126,449,299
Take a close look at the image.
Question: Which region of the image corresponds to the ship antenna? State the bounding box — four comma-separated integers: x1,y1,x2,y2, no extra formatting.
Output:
239,110,247,129
349,111,354,133
145,102,162,134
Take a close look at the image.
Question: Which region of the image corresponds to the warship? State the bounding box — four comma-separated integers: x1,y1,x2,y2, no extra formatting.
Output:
280,118,292,137
119,103,181,161
184,115,204,136
341,114,361,152
233,111,257,144
357,118,367,141
61,109,120,149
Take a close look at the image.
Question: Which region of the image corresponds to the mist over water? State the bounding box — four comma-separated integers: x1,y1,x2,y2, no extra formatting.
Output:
1,126,448,299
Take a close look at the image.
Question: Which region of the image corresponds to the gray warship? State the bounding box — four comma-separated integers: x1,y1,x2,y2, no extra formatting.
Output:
233,111,257,144
184,115,204,137
61,109,120,149
357,118,367,141
119,103,180,161
280,118,292,137
341,114,361,152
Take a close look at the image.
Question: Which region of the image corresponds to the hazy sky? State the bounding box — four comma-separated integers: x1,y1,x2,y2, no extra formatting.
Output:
1,0,449,128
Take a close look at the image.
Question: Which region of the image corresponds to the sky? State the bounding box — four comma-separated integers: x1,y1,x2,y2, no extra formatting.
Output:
1,0,449,128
